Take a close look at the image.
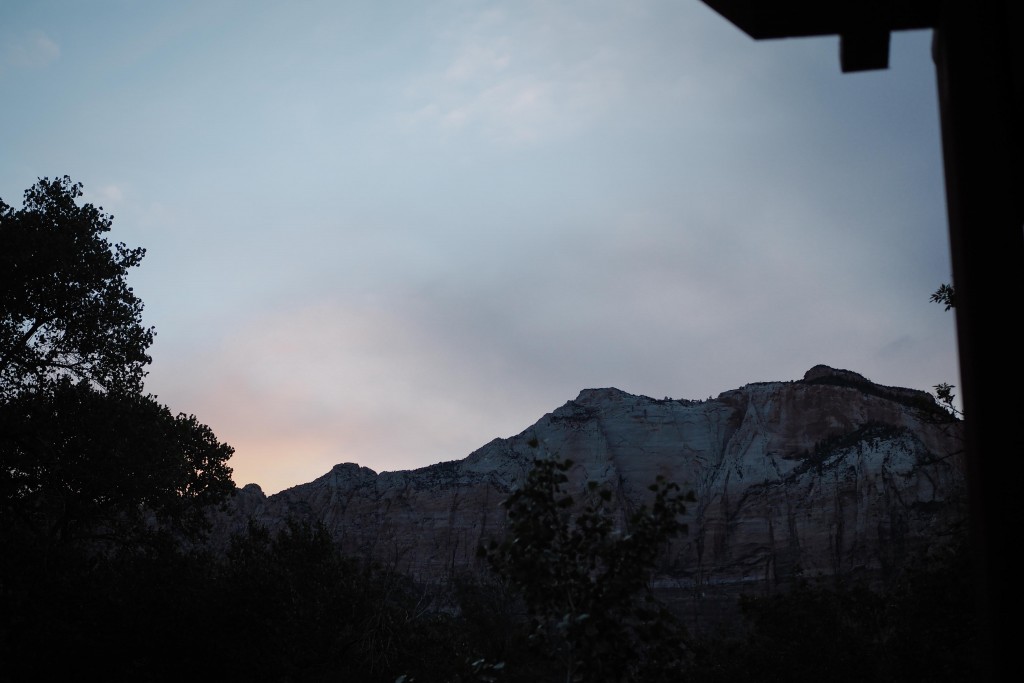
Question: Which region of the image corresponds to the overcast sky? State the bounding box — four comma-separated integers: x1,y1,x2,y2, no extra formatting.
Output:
1,1,958,494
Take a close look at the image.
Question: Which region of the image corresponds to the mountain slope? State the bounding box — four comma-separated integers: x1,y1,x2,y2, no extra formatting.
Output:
213,365,965,617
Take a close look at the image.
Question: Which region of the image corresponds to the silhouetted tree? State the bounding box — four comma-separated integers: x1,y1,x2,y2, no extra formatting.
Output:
481,457,692,682
1,176,153,397
930,282,956,311
0,378,234,553
0,177,235,680
0,177,233,555
932,381,962,419
929,282,962,418
213,519,483,683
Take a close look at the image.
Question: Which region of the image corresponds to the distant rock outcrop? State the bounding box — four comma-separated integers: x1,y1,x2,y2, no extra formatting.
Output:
210,366,965,626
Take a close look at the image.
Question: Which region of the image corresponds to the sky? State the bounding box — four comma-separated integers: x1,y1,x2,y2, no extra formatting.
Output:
1,1,958,494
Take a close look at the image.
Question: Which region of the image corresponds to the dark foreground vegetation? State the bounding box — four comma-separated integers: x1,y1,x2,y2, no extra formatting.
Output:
2,178,979,681
1,500,979,682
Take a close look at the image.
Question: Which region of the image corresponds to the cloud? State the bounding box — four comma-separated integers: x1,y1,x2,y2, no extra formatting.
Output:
1,30,59,71
400,4,632,144
443,41,511,82
83,184,125,212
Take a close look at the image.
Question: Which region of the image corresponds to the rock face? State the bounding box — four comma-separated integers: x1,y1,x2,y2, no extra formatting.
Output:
213,366,965,623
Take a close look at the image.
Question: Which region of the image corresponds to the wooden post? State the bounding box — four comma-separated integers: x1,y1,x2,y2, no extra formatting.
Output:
933,2,1024,678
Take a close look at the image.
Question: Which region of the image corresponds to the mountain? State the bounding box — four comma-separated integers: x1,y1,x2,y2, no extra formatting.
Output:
210,365,965,625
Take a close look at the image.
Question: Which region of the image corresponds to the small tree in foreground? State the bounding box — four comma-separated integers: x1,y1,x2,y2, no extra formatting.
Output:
481,457,692,682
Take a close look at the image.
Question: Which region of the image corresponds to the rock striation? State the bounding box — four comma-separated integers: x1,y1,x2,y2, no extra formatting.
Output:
211,365,965,623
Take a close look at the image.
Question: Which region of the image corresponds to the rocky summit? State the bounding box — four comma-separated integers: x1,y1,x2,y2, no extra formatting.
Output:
211,365,965,625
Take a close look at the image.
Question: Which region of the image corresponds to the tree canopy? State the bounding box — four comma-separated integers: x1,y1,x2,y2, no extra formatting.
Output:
0,176,233,554
0,378,235,550
481,456,692,682
0,176,153,397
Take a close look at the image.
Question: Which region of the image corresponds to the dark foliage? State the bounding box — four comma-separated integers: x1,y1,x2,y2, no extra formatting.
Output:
930,282,956,311
1,176,235,679
0,378,234,553
481,456,692,682
1,176,153,396
212,519,422,681
0,465,975,683
0,176,234,559
686,540,979,683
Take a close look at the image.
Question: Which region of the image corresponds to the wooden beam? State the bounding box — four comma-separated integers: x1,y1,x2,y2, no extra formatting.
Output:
839,30,890,72
700,0,935,39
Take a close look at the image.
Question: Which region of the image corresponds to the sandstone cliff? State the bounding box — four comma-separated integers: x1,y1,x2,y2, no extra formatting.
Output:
212,365,965,617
